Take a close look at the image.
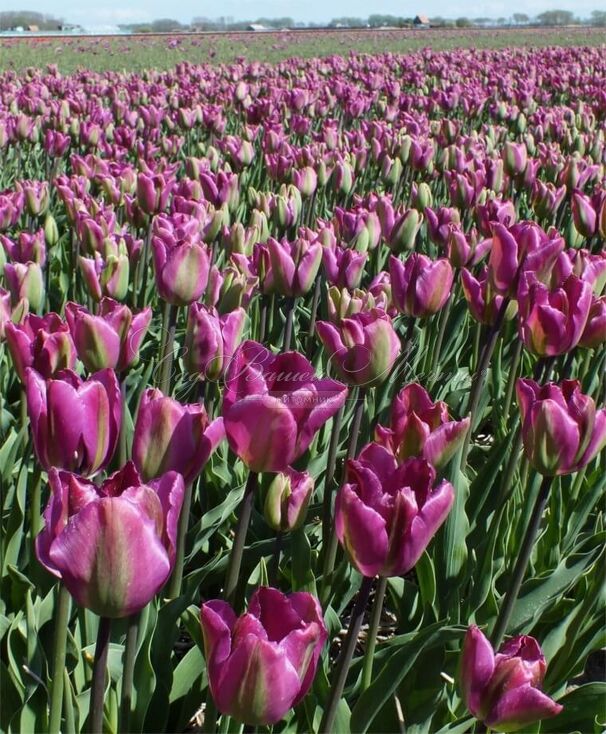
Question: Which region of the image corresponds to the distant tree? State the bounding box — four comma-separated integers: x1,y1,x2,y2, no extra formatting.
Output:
455,17,472,27
513,13,529,24
0,10,63,30
150,18,184,32
590,10,606,26
535,10,575,25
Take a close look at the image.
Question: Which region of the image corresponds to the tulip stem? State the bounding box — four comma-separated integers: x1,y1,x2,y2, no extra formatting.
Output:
430,291,453,380
501,339,523,433
258,296,269,343
159,303,178,395
320,576,373,733
167,479,194,598
49,585,71,734
491,474,553,649
224,472,258,608
89,617,111,734
119,612,139,734
460,297,509,471
269,531,283,587
306,277,322,358
321,389,366,604
321,404,344,558
361,576,387,691
118,380,129,466
282,297,296,351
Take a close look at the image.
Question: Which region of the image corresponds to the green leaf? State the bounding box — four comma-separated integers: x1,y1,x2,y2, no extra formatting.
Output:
541,683,606,733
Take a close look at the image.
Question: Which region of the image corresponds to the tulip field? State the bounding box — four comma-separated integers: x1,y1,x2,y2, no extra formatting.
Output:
1,39,606,734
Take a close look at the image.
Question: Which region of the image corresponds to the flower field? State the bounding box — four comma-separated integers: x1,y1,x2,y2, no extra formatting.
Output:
0,40,605,734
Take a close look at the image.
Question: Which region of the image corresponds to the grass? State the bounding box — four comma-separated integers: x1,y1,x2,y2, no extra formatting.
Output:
0,26,605,73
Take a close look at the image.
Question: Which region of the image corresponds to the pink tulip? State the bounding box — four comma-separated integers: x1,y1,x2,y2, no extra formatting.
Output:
5,312,75,382
390,254,454,318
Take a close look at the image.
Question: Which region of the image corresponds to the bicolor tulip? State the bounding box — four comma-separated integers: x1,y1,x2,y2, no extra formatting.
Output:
375,383,470,467
461,267,509,325
579,296,606,349
65,298,152,373
335,444,454,577
516,378,606,475
132,388,224,486
222,341,347,473
264,468,314,532
316,309,400,387
262,236,323,297
390,253,454,318
1,230,46,266
152,218,211,305
322,242,367,290
184,303,247,380
5,312,75,382
78,246,130,302
571,190,597,238
488,222,563,296
503,141,528,177
0,288,28,340
36,462,184,618
4,261,45,312
200,587,327,725
517,273,592,356
25,367,121,476
460,626,562,732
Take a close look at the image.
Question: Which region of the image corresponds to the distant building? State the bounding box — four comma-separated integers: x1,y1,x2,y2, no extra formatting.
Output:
247,23,267,31
26,24,39,32
413,15,431,28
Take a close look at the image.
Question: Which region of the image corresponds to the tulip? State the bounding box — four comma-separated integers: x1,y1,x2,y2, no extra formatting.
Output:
263,236,323,297
5,313,76,382
571,190,597,238
78,245,130,302
517,273,592,356
4,261,45,312
390,254,454,318
460,626,562,732
461,267,510,325
387,209,423,253
579,296,606,348
425,206,460,248
25,367,122,476
222,341,347,473
65,299,152,373
36,462,184,618
516,378,606,476
0,288,28,340
200,587,327,725
322,242,367,290
503,141,528,177
488,222,563,296
152,218,210,305
136,172,172,215
375,383,470,467
184,304,247,380
316,309,400,387
326,286,378,323
264,468,314,532
132,388,224,486
1,230,46,266
335,445,454,577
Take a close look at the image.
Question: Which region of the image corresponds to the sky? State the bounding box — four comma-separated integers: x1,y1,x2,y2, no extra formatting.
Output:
17,0,603,28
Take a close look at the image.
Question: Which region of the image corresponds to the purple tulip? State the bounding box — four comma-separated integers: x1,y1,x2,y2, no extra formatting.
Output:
25,367,122,476
335,444,454,577
36,462,184,618
78,244,130,302
375,383,470,468
1,230,47,266
579,296,606,349
571,190,597,238
132,388,224,486
136,172,172,215
503,141,528,177
5,313,76,382
200,587,327,725
184,303,247,381
516,378,606,476
316,309,401,387
222,341,347,473
264,468,314,532
322,242,367,290
460,626,562,731
517,273,592,356
152,216,211,305
65,298,152,373
390,254,454,318
263,236,323,297
461,267,509,325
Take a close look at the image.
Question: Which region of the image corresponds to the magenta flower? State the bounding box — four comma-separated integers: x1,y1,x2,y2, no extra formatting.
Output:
1,230,46,266
335,444,454,577
200,587,327,725
264,468,314,532
316,309,401,387
25,367,122,476
375,383,469,468
390,253,454,318
184,303,247,380
516,378,606,476
5,312,76,382
36,462,184,618
461,267,507,325
4,261,45,312
579,296,606,349
460,626,562,732
222,341,347,473
66,299,152,373
322,241,368,290
132,388,224,486
517,273,592,356
263,236,323,297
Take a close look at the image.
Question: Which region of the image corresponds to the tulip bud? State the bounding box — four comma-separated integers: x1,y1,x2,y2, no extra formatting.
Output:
184,304,247,380
517,378,606,476
264,468,314,532
388,209,423,253
44,213,59,247
4,262,45,312
411,182,433,211
579,296,606,349
390,254,454,318
5,313,76,382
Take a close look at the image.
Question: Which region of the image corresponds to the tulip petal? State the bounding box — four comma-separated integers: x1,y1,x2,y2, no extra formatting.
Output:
485,685,563,731
460,626,495,718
